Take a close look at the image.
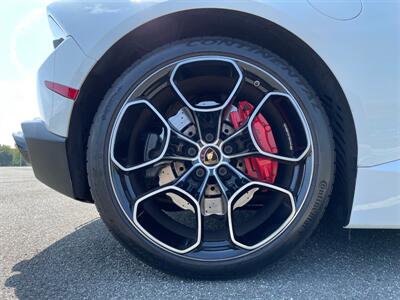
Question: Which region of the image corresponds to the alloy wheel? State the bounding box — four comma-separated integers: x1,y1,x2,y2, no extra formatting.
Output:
108,56,314,260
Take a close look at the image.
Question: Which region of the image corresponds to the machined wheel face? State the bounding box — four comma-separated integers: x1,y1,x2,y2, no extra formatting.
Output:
107,56,314,261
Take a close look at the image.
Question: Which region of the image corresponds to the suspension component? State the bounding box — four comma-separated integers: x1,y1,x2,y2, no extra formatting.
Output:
229,101,278,183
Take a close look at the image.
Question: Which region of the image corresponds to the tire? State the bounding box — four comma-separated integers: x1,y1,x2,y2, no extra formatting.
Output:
87,37,334,278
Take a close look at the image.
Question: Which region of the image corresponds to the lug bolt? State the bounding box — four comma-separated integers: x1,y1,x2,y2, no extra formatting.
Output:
217,166,228,177
187,147,197,157
223,145,233,155
195,168,206,178
205,133,214,142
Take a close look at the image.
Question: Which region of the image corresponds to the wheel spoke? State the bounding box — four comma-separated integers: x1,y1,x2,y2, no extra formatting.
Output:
227,181,296,250
131,164,209,255
247,92,312,162
192,110,223,143
193,213,233,253
214,162,251,200
170,56,243,112
132,185,202,254
221,92,312,164
163,129,200,161
110,99,200,172
170,56,244,144
176,164,210,201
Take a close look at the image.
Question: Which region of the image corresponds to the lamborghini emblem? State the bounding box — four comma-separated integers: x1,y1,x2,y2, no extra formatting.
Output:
201,147,219,166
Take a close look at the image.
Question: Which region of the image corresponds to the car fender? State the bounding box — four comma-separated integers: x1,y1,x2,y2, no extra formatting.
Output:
48,0,400,167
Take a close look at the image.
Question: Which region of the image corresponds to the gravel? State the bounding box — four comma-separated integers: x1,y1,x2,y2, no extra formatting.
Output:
1,167,399,299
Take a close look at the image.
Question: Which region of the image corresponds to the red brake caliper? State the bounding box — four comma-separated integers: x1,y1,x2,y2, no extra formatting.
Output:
229,101,278,184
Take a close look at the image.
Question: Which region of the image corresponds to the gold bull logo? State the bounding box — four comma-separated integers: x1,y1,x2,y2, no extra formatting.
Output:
202,147,219,166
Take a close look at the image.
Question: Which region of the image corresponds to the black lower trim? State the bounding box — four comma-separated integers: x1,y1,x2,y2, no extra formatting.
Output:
15,120,75,199
12,131,31,164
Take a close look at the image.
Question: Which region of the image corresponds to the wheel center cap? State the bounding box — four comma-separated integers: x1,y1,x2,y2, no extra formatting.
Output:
200,146,220,166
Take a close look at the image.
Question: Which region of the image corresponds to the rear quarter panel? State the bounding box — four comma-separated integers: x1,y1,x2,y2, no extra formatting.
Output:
48,0,400,167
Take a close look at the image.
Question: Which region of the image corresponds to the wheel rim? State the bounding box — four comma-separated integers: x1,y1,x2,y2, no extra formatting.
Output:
108,56,314,260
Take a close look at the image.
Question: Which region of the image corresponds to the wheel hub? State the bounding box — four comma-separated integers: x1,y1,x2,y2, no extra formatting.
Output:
199,146,221,167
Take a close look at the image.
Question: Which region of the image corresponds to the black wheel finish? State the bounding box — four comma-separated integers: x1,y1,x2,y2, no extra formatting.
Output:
87,37,334,277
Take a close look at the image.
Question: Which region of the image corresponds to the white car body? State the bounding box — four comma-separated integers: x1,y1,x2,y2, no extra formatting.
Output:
20,0,400,229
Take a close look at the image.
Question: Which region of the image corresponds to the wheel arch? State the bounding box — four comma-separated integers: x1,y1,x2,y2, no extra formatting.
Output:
67,9,357,225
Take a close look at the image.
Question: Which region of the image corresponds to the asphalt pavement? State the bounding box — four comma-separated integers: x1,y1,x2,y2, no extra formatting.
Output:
1,167,399,299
